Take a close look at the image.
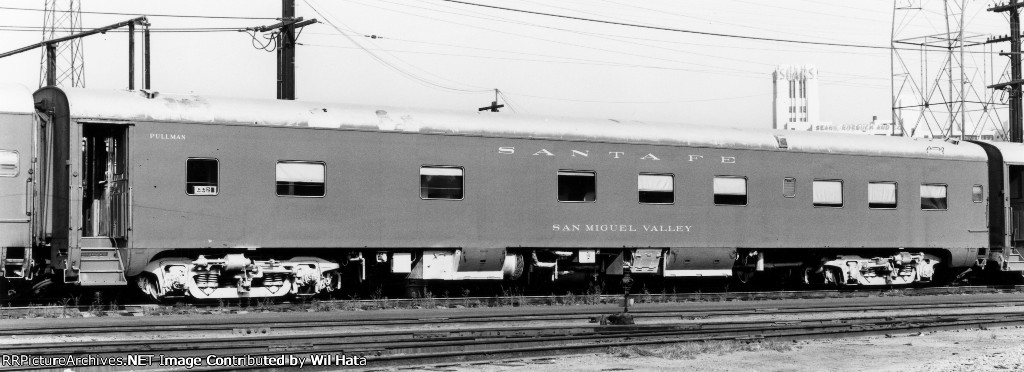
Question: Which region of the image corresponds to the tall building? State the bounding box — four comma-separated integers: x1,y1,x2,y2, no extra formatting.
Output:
772,65,819,130
810,116,902,136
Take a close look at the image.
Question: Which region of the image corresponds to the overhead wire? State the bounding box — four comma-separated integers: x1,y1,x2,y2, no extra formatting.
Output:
301,40,888,89
341,0,770,78
0,5,276,20
247,29,277,52
417,0,792,73
495,90,521,113
0,1,995,116
435,0,1000,54
341,0,895,83
0,25,246,33
435,0,894,50
592,0,868,45
301,0,490,94
306,1,893,104
502,91,771,105
305,2,490,94
404,0,996,98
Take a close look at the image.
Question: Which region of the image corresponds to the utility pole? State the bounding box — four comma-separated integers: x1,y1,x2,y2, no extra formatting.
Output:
989,0,1024,143
2,17,147,88
128,22,134,90
144,24,151,89
478,89,505,112
279,0,296,100
251,0,316,100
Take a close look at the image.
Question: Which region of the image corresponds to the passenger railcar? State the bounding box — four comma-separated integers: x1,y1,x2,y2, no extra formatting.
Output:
1,84,1023,301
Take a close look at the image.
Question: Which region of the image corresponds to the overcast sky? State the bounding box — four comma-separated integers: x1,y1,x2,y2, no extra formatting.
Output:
0,0,1009,129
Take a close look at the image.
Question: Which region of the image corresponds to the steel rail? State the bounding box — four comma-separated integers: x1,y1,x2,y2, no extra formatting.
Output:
7,311,1024,355
362,314,1024,369
3,285,1020,312
2,296,1023,337
4,311,1023,371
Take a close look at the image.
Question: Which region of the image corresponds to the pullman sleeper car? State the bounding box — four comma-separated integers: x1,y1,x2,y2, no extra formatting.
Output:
2,83,1024,301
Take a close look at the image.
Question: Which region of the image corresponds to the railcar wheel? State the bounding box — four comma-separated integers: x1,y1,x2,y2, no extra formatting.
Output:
31,277,53,296
733,269,755,284
136,275,161,302
803,266,843,288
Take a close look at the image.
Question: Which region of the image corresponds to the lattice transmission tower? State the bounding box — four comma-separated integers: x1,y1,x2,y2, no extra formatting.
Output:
39,0,85,87
891,0,1008,140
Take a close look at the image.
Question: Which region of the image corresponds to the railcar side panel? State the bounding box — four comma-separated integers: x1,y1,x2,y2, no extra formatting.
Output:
0,112,34,279
122,120,987,275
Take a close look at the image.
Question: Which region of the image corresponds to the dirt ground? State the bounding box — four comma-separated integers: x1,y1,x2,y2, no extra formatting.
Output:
409,326,1024,372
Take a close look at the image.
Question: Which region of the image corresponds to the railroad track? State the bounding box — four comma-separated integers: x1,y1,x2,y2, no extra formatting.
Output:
2,295,1024,337
3,310,1023,371
2,294,1023,370
3,284,1021,319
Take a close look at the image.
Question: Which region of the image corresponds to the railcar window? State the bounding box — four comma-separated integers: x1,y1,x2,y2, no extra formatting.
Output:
868,182,897,209
558,171,596,202
186,158,219,195
783,177,796,198
0,150,18,177
972,185,983,203
420,166,464,200
812,180,843,207
920,184,947,210
1013,171,1022,199
713,176,747,205
276,161,325,197
638,173,673,204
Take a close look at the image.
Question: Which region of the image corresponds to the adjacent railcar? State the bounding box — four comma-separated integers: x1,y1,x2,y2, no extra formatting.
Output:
2,84,1023,301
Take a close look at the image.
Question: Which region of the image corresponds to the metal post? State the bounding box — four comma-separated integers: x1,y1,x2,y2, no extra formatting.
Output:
889,4,896,135
944,0,954,139
250,5,313,100
45,44,56,86
988,1,1024,142
144,25,150,90
621,268,632,313
959,0,966,140
128,22,135,90
1012,1,1022,143
278,0,296,100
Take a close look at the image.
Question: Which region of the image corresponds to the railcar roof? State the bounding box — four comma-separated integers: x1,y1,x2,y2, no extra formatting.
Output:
45,86,986,161
0,83,33,114
979,141,1024,165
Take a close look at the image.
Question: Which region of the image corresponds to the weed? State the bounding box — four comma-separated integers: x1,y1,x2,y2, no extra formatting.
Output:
306,299,335,312
252,297,275,312
560,291,581,306
585,284,603,305
441,290,451,308
612,340,792,360
460,288,471,308
370,286,391,310
640,286,653,304
499,286,526,307
417,290,437,309
60,298,71,318
881,288,906,297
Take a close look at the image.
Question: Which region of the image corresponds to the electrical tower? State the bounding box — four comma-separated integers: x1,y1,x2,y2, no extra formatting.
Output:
38,0,85,88
891,0,1008,140
988,1,1023,143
